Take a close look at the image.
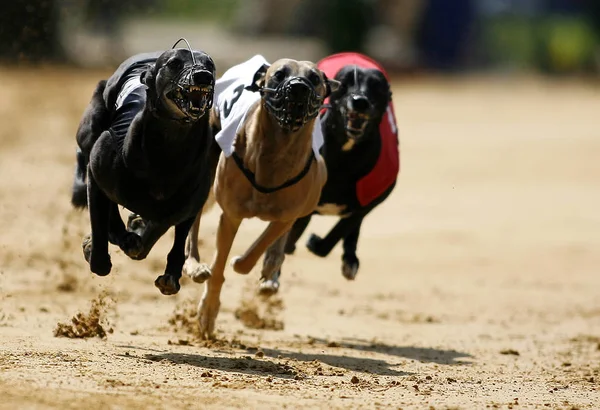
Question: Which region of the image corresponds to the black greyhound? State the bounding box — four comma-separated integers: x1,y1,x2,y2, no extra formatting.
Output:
71,41,217,295
260,52,399,295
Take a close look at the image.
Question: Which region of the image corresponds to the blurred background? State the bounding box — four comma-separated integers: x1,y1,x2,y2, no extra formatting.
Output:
1,0,599,76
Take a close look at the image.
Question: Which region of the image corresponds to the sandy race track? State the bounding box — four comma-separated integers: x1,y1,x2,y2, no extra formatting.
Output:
0,67,599,409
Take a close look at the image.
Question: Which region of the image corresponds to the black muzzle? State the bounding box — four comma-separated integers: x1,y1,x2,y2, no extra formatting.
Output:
261,77,323,132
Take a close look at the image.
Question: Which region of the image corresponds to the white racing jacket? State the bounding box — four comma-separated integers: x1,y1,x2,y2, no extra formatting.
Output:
213,55,323,159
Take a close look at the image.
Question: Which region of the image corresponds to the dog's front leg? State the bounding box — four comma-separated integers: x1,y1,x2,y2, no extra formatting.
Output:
154,217,196,295
231,220,294,275
83,173,112,276
341,219,364,280
199,211,241,339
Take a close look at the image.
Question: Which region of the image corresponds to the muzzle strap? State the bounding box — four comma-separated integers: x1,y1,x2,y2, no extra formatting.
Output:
230,151,315,194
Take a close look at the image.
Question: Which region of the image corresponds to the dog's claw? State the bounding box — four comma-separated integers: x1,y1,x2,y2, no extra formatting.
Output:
341,254,359,280
306,234,328,257
183,259,212,283
154,274,181,295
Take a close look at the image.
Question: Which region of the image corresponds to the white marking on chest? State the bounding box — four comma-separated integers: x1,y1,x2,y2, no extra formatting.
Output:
316,203,347,216
341,139,356,151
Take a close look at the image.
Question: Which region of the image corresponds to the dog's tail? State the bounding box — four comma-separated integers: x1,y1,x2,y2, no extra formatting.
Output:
71,147,88,208
71,79,109,209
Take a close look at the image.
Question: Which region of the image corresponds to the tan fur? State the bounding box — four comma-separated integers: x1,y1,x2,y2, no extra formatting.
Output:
184,59,334,339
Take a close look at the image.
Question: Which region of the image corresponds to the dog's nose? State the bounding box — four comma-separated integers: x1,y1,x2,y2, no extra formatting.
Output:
192,70,213,85
287,79,312,99
350,95,370,112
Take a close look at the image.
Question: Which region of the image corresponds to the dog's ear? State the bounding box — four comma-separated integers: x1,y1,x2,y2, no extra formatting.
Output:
140,65,155,87
322,72,341,98
245,63,270,92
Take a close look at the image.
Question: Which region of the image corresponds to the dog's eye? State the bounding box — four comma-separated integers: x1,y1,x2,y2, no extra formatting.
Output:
168,58,184,71
308,71,321,86
273,70,286,82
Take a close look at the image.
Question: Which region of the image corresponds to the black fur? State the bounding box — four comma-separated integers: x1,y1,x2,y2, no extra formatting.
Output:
282,65,397,281
72,49,217,295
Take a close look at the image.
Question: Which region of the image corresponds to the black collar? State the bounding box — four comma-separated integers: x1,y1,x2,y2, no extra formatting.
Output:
231,151,315,194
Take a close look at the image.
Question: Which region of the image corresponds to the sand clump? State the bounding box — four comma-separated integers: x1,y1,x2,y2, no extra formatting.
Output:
54,291,113,339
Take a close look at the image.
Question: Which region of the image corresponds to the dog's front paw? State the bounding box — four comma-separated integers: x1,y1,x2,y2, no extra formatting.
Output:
341,254,359,280
154,274,181,295
231,256,252,275
284,242,296,255
198,295,220,340
126,213,146,235
90,253,112,277
120,232,143,259
183,259,212,284
306,234,328,257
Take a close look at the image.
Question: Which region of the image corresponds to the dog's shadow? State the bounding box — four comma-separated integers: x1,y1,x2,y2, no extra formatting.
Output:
296,336,474,366
116,337,471,379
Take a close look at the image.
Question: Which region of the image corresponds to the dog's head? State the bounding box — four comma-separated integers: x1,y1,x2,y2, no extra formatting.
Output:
329,65,391,143
246,59,340,132
141,48,216,122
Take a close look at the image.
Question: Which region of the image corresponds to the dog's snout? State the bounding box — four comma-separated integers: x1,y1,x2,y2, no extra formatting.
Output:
349,95,370,112
287,79,312,99
192,70,213,85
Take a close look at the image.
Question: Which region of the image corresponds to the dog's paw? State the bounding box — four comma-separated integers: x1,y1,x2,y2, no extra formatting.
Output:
183,259,212,284
154,274,181,295
126,213,146,235
90,253,112,277
198,296,220,340
231,256,252,275
306,234,328,257
258,270,281,297
341,254,359,280
284,242,296,255
120,232,143,259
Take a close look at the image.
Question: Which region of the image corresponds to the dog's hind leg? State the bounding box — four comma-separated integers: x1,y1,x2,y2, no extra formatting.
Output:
155,217,196,295
257,231,289,297
199,211,241,339
83,174,112,276
283,214,312,255
107,203,143,258
341,220,363,280
71,148,89,208
183,192,216,284
231,220,294,275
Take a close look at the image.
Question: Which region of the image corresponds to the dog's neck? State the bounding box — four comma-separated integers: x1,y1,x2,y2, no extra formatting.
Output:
123,107,205,172
240,102,314,189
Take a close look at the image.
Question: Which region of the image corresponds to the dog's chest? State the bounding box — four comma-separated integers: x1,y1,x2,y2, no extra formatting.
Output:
315,203,350,217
